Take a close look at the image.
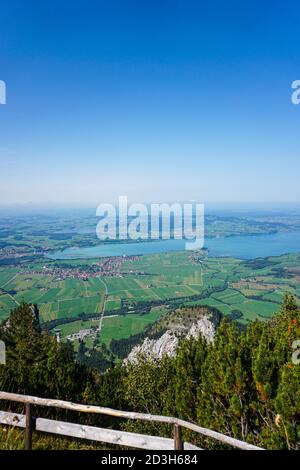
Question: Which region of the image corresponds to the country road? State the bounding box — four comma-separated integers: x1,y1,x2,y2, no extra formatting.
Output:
0,274,20,307
0,273,18,290
98,278,108,334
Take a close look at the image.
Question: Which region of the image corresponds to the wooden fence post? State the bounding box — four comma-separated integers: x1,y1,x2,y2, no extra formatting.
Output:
173,424,184,450
25,403,33,450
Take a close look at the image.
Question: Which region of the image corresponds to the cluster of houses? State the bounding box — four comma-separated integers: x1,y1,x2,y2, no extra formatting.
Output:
23,255,145,281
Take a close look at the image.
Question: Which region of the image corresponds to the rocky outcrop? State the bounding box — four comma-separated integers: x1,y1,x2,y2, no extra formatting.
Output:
124,314,216,365
186,316,215,343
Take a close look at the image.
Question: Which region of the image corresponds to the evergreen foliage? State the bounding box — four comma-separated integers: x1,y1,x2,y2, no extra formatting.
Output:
0,296,299,449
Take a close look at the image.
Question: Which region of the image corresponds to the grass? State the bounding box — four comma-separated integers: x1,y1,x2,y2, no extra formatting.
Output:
100,308,166,347
0,426,110,450
54,318,99,336
0,251,299,349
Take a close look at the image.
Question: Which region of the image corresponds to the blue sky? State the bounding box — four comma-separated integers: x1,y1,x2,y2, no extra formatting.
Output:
0,0,300,205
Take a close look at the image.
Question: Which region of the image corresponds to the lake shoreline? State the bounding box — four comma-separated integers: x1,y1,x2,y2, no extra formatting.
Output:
46,229,300,261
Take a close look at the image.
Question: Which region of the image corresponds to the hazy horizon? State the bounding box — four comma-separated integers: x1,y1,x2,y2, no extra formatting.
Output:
1,200,300,216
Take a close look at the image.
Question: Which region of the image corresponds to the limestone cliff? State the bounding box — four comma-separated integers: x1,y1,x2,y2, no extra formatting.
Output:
124,309,217,364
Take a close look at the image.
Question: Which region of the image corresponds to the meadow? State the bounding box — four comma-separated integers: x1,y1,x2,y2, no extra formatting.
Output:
0,251,300,350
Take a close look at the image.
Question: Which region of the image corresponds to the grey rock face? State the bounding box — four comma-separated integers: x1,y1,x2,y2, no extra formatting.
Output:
124,315,216,365
186,316,215,343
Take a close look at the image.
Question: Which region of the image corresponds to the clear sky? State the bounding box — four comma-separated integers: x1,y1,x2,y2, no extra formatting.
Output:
0,0,300,205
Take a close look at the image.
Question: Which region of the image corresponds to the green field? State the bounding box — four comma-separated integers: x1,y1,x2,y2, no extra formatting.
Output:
54,318,99,336
100,307,167,346
0,250,299,346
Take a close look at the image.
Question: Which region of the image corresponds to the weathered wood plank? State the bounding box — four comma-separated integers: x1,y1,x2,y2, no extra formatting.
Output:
0,391,263,450
36,418,201,450
0,411,200,450
0,410,26,428
37,418,174,450
176,418,260,450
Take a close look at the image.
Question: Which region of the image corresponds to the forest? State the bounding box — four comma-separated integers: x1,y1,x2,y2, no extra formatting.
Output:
0,297,299,450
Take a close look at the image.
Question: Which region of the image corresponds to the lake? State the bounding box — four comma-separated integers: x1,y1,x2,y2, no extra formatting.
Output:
47,230,300,260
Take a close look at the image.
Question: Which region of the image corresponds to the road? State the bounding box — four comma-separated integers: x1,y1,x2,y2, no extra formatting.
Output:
98,278,108,333
0,273,20,307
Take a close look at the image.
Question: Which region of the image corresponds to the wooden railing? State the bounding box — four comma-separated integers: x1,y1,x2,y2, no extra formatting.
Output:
0,391,264,451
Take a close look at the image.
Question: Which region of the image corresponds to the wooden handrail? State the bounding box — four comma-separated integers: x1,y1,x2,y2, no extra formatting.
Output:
0,391,264,450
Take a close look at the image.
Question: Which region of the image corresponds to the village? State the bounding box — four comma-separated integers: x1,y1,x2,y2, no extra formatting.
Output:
22,255,146,281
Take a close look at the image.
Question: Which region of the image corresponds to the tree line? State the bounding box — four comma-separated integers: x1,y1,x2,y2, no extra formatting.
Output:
0,297,299,449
